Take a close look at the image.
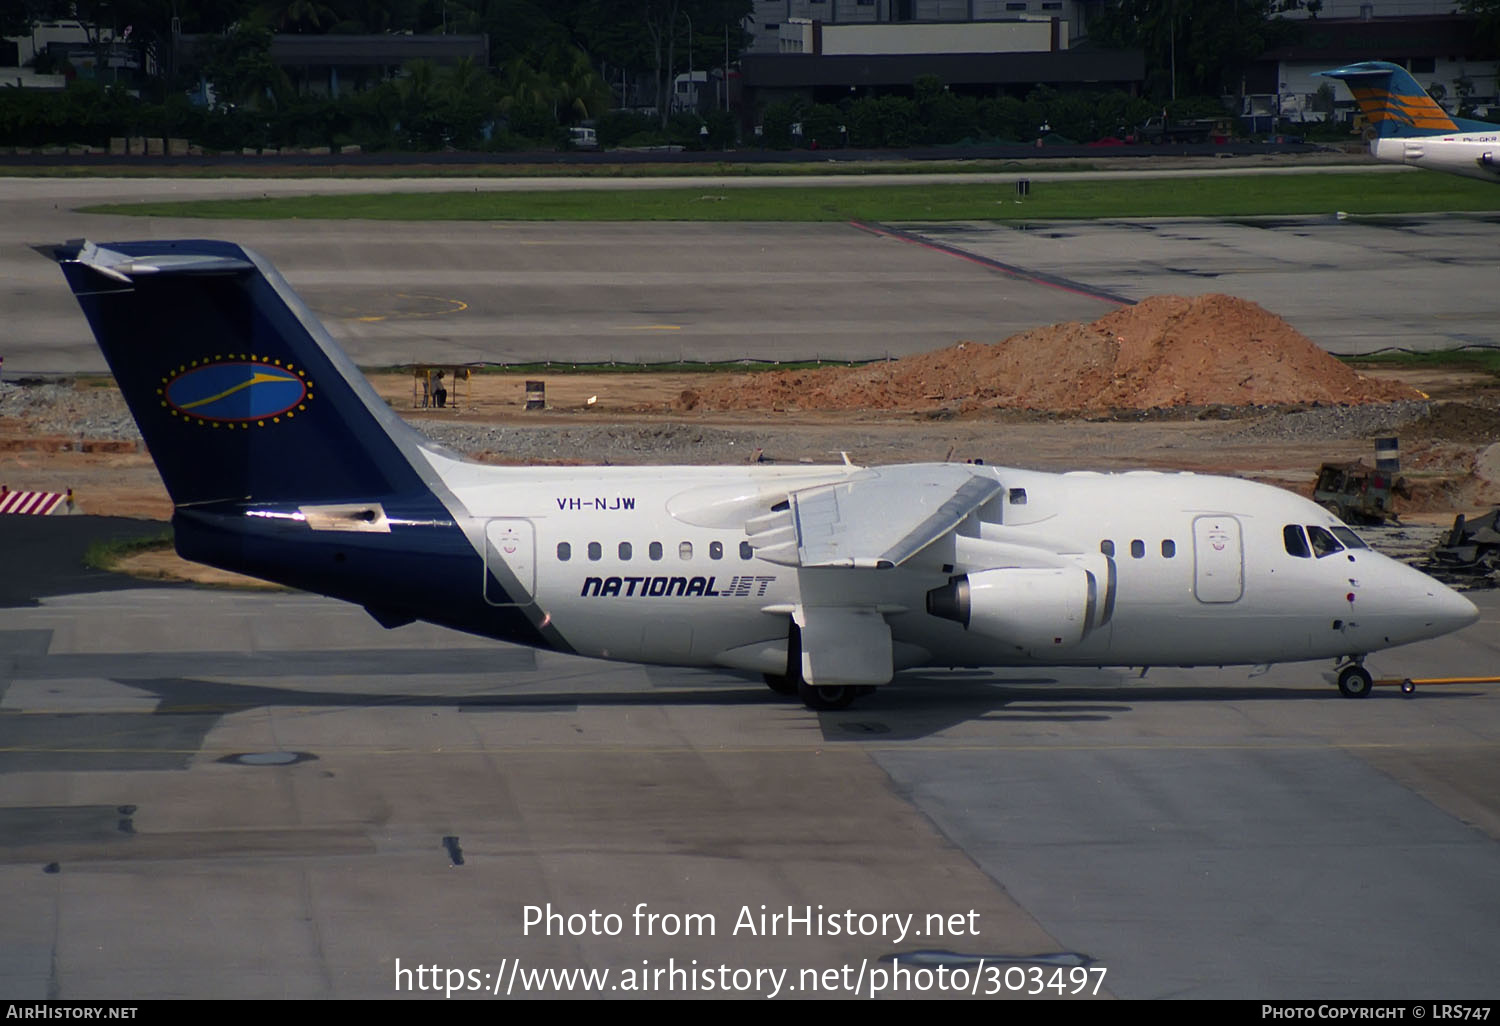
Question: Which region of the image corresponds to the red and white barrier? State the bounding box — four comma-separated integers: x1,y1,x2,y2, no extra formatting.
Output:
0,490,67,515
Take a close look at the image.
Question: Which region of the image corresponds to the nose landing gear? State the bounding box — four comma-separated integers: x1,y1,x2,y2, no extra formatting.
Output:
1336,660,1374,698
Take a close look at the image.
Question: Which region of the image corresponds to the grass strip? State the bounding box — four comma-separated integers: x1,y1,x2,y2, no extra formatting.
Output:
83,529,173,572
82,172,1500,222
1344,347,1500,379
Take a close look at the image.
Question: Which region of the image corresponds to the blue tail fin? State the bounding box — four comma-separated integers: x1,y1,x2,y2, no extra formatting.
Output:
1317,61,1495,138
52,239,555,650
53,239,436,509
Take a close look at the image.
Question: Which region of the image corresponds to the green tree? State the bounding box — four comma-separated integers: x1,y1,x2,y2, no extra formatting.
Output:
496,56,559,139
1457,1,1500,56
1091,0,1302,100
204,23,291,110
441,0,571,67
760,96,805,147
573,0,751,126
912,74,978,144
544,44,613,123
256,0,339,32
2,1,73,40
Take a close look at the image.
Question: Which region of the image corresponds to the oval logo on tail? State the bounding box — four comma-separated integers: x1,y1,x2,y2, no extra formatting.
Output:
162,359,312,426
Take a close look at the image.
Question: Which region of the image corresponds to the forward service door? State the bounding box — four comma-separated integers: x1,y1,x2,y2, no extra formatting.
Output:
1192,515,1243,603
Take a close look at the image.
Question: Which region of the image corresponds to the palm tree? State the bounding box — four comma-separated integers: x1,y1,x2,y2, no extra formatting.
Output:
255,0,338,33
546,45,613,124
496,56,558,136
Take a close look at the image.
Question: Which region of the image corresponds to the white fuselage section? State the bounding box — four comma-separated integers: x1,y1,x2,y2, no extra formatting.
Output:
424,452,1478,683
1372,133,1500,183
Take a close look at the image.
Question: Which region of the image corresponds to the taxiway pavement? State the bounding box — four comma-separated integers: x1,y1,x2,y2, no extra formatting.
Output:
3,176,1495,375
4,174,1500,999
1,520,1498,999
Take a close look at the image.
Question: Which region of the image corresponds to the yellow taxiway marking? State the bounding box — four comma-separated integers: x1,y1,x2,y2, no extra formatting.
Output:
352,293,468,323
621,324,682,331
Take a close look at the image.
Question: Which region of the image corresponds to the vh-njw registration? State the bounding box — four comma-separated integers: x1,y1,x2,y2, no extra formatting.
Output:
524,903,981,944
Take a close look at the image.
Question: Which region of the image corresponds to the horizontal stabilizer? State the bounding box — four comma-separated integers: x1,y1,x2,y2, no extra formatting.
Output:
56,240,255,282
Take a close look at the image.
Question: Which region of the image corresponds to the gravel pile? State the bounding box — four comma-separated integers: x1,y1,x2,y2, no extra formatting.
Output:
422,422,774,465
0,381,1459,469
0,382,141,441
1224,401,1434,444
0,382,787,465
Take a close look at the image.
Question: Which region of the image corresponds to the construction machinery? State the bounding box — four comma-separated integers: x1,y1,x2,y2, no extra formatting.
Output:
1313,460,1410,524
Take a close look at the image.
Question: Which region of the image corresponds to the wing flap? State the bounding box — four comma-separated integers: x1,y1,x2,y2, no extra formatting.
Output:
796,605,893,685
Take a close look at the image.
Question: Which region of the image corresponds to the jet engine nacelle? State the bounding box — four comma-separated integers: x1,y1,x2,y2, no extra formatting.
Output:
926,566,1098,651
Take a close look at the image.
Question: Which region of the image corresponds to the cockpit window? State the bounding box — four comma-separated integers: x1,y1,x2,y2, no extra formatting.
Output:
1330,526,1369,550
1283,525,1310,558
1306,525,1345,558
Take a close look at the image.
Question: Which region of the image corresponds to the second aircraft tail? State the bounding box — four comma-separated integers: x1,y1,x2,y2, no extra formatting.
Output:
1317,61,1495,138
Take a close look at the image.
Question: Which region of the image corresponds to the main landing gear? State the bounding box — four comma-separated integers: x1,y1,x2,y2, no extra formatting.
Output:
762,672,862,710
762,622,865,710
1336,658,1373,698
762,672,797,696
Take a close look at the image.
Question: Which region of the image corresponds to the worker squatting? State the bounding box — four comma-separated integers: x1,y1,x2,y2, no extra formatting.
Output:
523,903,981,946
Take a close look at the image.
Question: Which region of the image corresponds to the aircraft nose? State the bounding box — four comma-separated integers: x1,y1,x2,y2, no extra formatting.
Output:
1426,583,1480,635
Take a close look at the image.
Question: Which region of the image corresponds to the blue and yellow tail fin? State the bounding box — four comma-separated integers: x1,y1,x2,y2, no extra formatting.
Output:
49,239,556,648
1317,61,1493,138
51,239,442,510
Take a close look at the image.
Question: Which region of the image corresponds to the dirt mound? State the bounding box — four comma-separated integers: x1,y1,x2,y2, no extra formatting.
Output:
677,295,1422,414
1400,402,1500,443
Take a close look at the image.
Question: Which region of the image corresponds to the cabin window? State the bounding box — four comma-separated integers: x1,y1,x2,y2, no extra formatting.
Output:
1130,539,1145,559
1161,539,1176,558
679,541,693,560
1009,488,1027,505
557,542,571,561
618,542,632,560
649,541,663,561
709,541,723,560
1306,525,1344,558
1331,527,1369,550
740,541,754,560
1283,525,1311,558
1101,540,1115,557
587,541,602,561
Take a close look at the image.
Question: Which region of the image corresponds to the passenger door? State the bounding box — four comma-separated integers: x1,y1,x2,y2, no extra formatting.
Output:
484,519,535,605
1193,515,1243,603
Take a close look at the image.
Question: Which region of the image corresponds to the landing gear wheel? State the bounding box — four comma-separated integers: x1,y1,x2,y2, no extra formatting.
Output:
763,672,799,697
1337,664,1374,698
766,620,805,699
797,680,857,711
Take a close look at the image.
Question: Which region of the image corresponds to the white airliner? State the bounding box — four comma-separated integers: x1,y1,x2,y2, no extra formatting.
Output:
1318,61,1500,183
52,239,1479,709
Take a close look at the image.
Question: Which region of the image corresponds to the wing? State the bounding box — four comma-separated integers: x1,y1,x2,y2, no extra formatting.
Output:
745,464,1002,569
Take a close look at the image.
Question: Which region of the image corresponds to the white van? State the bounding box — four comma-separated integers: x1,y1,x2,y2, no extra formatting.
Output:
568,126,598,151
